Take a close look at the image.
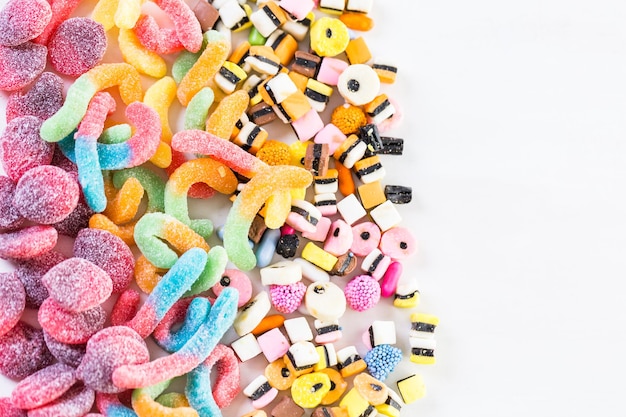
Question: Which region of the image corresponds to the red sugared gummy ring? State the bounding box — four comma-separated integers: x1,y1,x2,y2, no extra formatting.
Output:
0,42,47,91
14,251,65,308
48,17,106,76
0,176,25,231
201,343,241,408
73,228,135,294
0,272,26,338
0,225,58,260
41,257,113,313
10,363,77,410
0,0,52,47
0,321,53,380
0,116,55,182
38,298,106,344
13,165,80,225
5,72,64,123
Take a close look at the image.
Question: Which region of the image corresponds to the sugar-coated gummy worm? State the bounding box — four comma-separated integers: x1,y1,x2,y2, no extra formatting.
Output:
114,0,142,29
132,379,198,417
112,287,238,389
184,88,214,131
184,245,228,297
102,177,144,225
112,167,166,213
118,28,167,79
139,0,203,53
40,63,143,143
143,76,176,167
96,392,138,417
91,0,119,31
152,297,211,353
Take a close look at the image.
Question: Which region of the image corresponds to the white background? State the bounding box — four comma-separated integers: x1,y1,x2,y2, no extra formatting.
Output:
2,0,626,416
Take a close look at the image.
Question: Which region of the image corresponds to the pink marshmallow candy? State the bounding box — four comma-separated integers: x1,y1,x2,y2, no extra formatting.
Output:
257,327,290,362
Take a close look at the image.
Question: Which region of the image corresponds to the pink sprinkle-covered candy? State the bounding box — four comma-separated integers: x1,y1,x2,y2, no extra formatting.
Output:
0,176,25,231
38,298,106,344
75,326,150,394
43,330,86,367
0,42,47,91
11,363,77,410
42,257,113,312
13,165,80,224
48,17,106,76
0,116,55,182
0,225,58,260
0,321,53,380
0,397,26,417
14,251,65,308
344,274,381,312
73,228,135,293
0,0,52,46
269,281,307,314
5,72,64,123
0,272,26,338
27,384,95,417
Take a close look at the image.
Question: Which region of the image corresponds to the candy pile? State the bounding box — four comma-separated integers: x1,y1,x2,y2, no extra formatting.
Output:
0,0,439,415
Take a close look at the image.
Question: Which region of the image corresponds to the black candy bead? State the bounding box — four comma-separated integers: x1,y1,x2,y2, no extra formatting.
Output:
384,185,412,204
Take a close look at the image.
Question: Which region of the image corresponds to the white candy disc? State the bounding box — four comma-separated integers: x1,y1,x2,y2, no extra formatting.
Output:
337,64,381,106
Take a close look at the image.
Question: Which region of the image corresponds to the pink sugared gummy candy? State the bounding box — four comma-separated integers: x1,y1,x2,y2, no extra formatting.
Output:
5,72,64,123
13,165,80,224
0,116,55,182
38,298,106,344
42,257,113,313
26,384,95,417
0,0,52,47
0,176,25,231
0,397,27,417
48,17,106,76
11,363,77,410
73,228,135,294
53,198,94,237
0,225,58,260
344,274,381,312
0,272,26,338
15,251,65,308
43,330,86,367
0,321,53,380
0,42,47,91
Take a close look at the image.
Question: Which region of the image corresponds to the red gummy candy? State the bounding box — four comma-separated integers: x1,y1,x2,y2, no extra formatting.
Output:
11,363,77,410
0,0,52,47
42,257,113,313
0,116,55,182
38,298,106,344
53,198,94,237
109,289,140,326
48,17,106,76
0,321,53,380
15,251,65,308
75,326,150,394
0,272,26,338
43,330,86,367
0,225,58,260
0,42,47,91
32,0,82,46
0,397,27,417
73,228,135,294
13,165,80,225
27,384,95,417
0,176,25,231
6,72,64,123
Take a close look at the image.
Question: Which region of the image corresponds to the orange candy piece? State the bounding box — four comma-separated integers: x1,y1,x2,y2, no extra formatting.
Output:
206,90,250,139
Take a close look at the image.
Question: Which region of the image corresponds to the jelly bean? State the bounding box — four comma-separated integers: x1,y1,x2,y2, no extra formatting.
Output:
13,165,79,224
134,212,209,269
152,297,210,352
14,251,64,308
344,274,381,312
0,225,58,260
269,282,307,314
132,380,198,417
11,363,77,410
0,321,53,380
38,298,107,344
43,330,86,367
0,0,51,46
380,261,402,298
118,28,167,79
112,287,238,389
33,0,82,45
48,17,107,76
0,42,47,92
40,63,143,143
5,72,63,123
164,158,238,239
0,272,25,338
185,343,241,414
0,397,27,416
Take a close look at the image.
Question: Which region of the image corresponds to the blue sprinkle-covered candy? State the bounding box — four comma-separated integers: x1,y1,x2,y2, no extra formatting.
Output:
364,344,402,381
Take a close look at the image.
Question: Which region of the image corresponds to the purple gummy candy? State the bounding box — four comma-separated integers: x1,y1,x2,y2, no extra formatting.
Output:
0,321,54,380
0,42,47,91
43,330,86,367
0,0,52,47
0,272,26,338
6,72,64,123
0,176,25,231
15,251,65,308
48,17,106,76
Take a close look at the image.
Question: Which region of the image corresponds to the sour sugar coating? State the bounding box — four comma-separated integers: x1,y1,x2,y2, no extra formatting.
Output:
48,17,107,76
0,321,53,380
164,157,238,239
41,257,112,313
26,384,95,417
139,0,203,53
1,115,54,182
102,176,144,227
0,42,47,91
112,287,238,389
133,14,185,56
364,344,402,382
53,198,94,237
184,87,214,131
344,274,381,312
112,167,166,213
0,397,27,417
5,72,62,123
73,228,135,293
109,288,140,327
38,298,106,344
165,150,217,199
0,272,25,338
131,379,198,417
43,331,86,367
0,225,58,260
213,268,253,307
0,0,51,46
32,0,81,45
0,176,25,231
269,282,307,314
118,28,167,79
11,363,76,410
206,89,250,139
152,297,210,352
185,343,241,414
40,63,142,143
75,326,149,393
14,251,65,308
